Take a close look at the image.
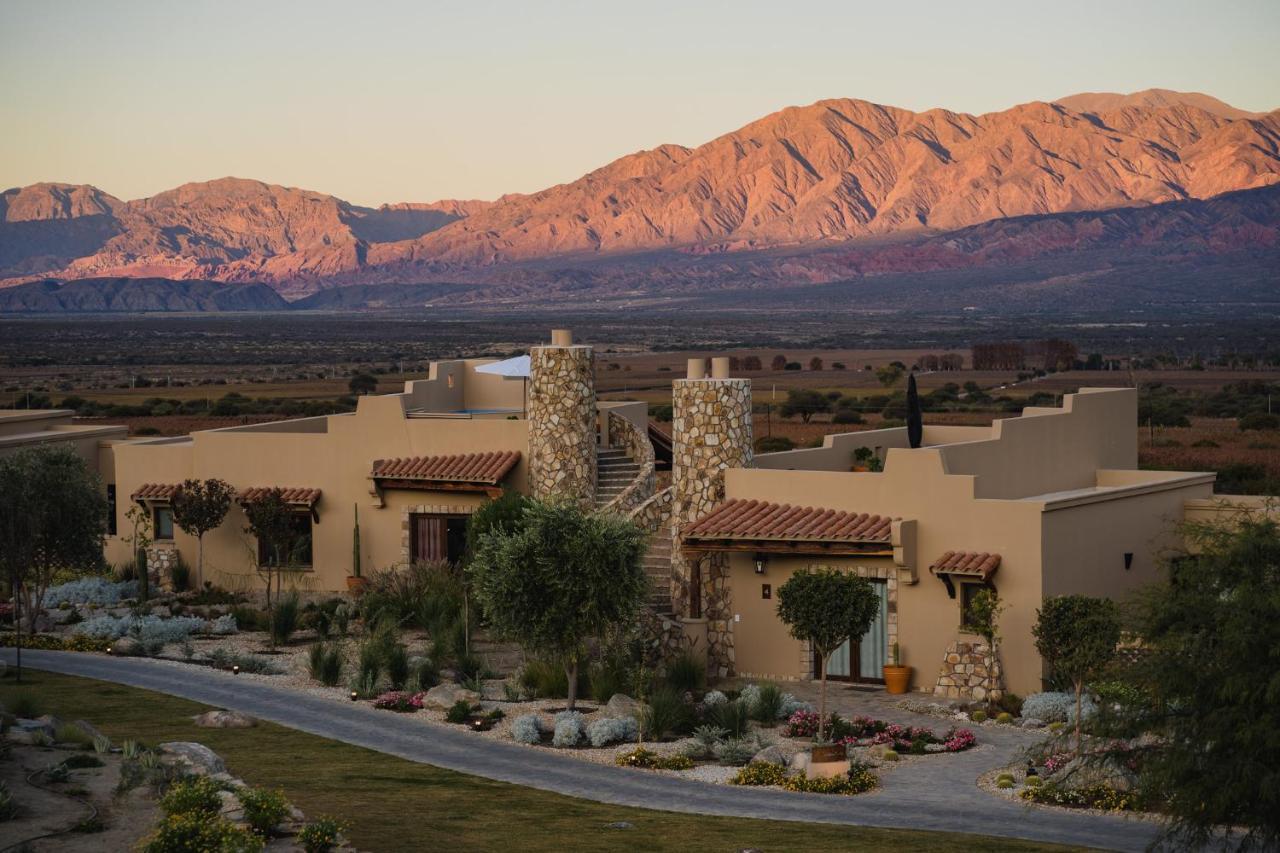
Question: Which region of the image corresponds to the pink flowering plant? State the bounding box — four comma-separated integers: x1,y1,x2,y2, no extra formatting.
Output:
373,691,425,712
785,710,821,738
789,712,977,755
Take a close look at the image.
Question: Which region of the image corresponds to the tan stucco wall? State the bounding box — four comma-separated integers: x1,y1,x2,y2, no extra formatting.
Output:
104,394,528,590
0,410,126,475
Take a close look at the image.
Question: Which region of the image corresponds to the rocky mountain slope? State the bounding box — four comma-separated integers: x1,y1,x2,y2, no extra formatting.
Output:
0,277,287,313
1,90,1276,298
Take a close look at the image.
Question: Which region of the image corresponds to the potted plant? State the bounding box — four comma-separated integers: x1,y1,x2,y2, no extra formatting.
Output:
346,504,367,594
883,642,912,694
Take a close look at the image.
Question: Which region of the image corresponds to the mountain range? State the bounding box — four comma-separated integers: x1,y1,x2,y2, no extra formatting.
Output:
1,88,1277,310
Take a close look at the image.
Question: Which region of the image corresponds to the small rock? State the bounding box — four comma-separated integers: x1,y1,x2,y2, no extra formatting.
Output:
421,684,480,710
158,742,226,775
788,752,810,773
217,790,241,816
605,694,640,717
1056,756,1138,792
1020,717,1046,729
210,772,246,788
605,822,634,830
194,710,256,729
751,745,788,766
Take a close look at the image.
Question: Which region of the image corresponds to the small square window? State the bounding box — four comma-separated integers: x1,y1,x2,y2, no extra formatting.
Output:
154,506,174,541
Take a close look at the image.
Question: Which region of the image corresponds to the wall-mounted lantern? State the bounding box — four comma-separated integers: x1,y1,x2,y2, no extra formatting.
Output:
754,554,768,575
1123,552,1134,571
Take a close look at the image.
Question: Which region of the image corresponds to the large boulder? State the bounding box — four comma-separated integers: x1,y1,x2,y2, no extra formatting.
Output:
751,745,788,766
71,719,107,741
158,741,226,776
421,684,480,710
110,637,141,656
606,694,641,717
194,710,256,729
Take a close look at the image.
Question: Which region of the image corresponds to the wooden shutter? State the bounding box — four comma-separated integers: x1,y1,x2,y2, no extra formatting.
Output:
412,515,448,563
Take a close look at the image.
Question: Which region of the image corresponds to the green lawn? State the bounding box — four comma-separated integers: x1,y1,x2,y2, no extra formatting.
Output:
1,671,1083,852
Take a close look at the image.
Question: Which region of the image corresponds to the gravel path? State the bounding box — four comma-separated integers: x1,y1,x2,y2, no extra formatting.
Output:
8,650,1162,851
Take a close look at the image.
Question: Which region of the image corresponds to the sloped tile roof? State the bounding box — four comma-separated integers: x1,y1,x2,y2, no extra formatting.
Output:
371,451,520,486
683,499,894,543
131,483,180,501
929,551,1001,581
238,486,322,507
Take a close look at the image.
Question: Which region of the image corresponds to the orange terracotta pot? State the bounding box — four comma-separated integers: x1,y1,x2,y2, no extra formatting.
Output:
883,665,912,694
346,576,368,595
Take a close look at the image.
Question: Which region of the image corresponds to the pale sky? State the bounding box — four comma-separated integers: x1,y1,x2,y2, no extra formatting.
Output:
2,0,1277,206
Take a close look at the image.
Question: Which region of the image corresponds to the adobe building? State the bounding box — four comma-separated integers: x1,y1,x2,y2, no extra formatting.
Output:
97,334,1274,698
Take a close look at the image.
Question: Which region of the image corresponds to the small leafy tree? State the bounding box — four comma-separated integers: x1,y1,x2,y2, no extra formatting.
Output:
808,356,823,371
778,389,831,424
776,568,880,742
770,354,787,371
348,373,378,396
464,489,531,563
965,588,1006,708
1031,595,1119,756
171,478,234,590
875,363,905,388
469,499,647,710
242,488,307,648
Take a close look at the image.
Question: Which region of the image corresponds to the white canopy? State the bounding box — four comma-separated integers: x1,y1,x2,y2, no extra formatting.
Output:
475,355,530,378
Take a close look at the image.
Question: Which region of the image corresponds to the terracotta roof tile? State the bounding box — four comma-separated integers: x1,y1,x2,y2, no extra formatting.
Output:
371,451,520,486
929,551,1001,581
238,486,322,507
131,483,180,501
683,499,895,543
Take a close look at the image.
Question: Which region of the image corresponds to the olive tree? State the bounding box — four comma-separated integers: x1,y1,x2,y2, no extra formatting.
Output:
171,478,235,590
468,499,647,710
776,568,880,742
1031,595,1119,757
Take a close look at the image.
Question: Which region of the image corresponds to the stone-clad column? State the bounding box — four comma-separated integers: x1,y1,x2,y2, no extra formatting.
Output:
528,333,596,508
671,357,752,677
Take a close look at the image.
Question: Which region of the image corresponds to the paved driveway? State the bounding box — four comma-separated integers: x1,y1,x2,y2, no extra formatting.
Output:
6,650,1162,851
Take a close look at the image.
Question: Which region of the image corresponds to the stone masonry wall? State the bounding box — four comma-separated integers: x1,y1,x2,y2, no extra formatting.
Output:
933,640,1005,703
671,377,752,678
528,345,596,508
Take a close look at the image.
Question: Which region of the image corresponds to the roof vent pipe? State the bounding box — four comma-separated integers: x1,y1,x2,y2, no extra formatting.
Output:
686,358,707,380
551,329,573,346
711,357,731,379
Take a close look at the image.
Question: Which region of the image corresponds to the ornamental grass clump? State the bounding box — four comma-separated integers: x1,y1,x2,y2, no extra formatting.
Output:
712,737,756,766
308,643,343,687
640,686,694,741
704,698,751,738
445,700,477,724
682,725,728,760
663,647,705,693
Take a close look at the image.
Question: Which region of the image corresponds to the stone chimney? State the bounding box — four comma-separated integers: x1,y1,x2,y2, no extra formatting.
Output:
671,356,752,677
528,330,596,508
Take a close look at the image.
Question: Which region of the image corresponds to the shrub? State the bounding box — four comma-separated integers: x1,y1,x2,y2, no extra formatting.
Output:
552,711,586,747
55,722,95,748
683,724,728,760
586,716,638,747
1239,412,1280,431
996,777,1014,789
730,761,790,787
308,643,343,687
833,410,863,425
1019,783,1138,811
1021,691,1096,724
62,753,104,769
76,614,205,643
208,614,238,635
588,661,629,704
169,559,191,593
453,651,487,685
510,714,545,745
640,687,693,740
230,605,267,633
238,787,290,836
785,710,820,738
445,700,476,724
356,638,383,692
712,737,756,766
701,690,728,706
971,710,987,722
298,816,347,853
374,691,425,713
615,746,659,768
704,698,751,738
46,577,138,607
655,754,694,770
881,749,900,761
1025,774,1044,788
519,658,587,699
779,694,813,718
413,658,441,691
142,811,264,853
995,692,1024,717
996,712,1013,724
271,592,300,646
160,776,223,816
755,436,796,453
663,648,705,692
784,766,878,795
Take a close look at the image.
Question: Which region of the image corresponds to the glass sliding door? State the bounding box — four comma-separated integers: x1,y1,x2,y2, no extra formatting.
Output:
816,579,888,683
